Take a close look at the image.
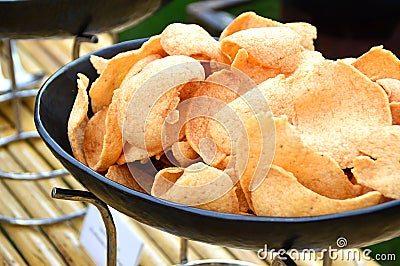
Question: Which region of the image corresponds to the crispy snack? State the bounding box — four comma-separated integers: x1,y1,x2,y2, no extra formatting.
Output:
185,69,253,164
89,35,167,109
160,23,229,63
237,113,361,211
152,162,239,213
105,164,147,193
257,75,295,121
90,55,108,74
284,22,317,51
206,75,292,166
179,81,202,102
352,126,400,199
121,55,205,162
252,165,383,217
352,46,400,81
235,112,275,210
207,50,325,159
376,78,400,102
97,90,124,170
151,167,184,197
271,116,362,199
220,11,317,50
220,11,280,39
82,89,123,172
119,54,162,90
231,48,282,84
83,107,108,171
377,78,400,125
292,60,391,168
171,140,199,167
68,73,89,164
357,125,400,159
353,158,400,199
221,27,303,73
390,102,400,125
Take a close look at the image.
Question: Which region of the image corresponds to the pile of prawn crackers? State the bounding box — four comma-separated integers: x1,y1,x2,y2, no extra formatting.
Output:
68,12,400,217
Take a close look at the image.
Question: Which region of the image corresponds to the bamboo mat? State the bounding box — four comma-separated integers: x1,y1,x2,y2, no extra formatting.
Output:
0,34,380,266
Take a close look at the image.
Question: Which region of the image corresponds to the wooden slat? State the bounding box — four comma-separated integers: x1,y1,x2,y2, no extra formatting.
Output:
0,228,28,266
126,219,172,266
138,223,202,264
0,149,96,266
17,41,62,74
0,183,67,266
0,108,95,265
0,103,85,231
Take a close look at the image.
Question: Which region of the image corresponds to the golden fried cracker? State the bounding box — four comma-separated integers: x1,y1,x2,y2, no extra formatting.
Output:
351,125,400,199
357,125,400,159
352,46,400,81
221,27,303,73
220,11,316,50
171,140,199,167
235,112,275,210
220,11,280,39
237,114,361,212
151,167,183,197
206,75,291,167
179,81,202,102
94,89,123,171
231,48,283,84
353,157,400,199
353,125,400,199
83,107,108,171
120,54,162,89
257,74,295,121
293,60,391,168
284,22,317,50
390,102,400,125
82,90,123,172
153,162,239,213
185,69,248,160
160,23,229,63
105,164,146,193
89,35,167,109
376,78,400,102
68,73,89,164
90,55,108,74
252,165,383,217
121,56,205,162
260,115,361,198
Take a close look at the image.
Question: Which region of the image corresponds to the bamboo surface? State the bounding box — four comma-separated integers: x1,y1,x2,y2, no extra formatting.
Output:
0,35,382,266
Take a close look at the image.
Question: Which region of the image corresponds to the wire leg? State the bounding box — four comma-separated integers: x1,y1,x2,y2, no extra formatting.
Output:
52,188,117,266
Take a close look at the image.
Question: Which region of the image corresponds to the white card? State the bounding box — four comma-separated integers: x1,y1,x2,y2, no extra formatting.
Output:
80,205,144,266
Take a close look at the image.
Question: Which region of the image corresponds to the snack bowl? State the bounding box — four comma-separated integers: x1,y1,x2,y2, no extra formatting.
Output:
34,38,400,251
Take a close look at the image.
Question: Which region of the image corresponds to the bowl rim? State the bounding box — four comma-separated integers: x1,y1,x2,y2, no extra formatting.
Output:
34,38,400,224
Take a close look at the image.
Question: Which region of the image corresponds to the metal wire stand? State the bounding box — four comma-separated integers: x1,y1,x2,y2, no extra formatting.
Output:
0,35,97,225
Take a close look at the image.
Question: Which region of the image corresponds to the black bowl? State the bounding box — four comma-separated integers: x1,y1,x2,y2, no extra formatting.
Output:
34,38,400,251
0,0,170,39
